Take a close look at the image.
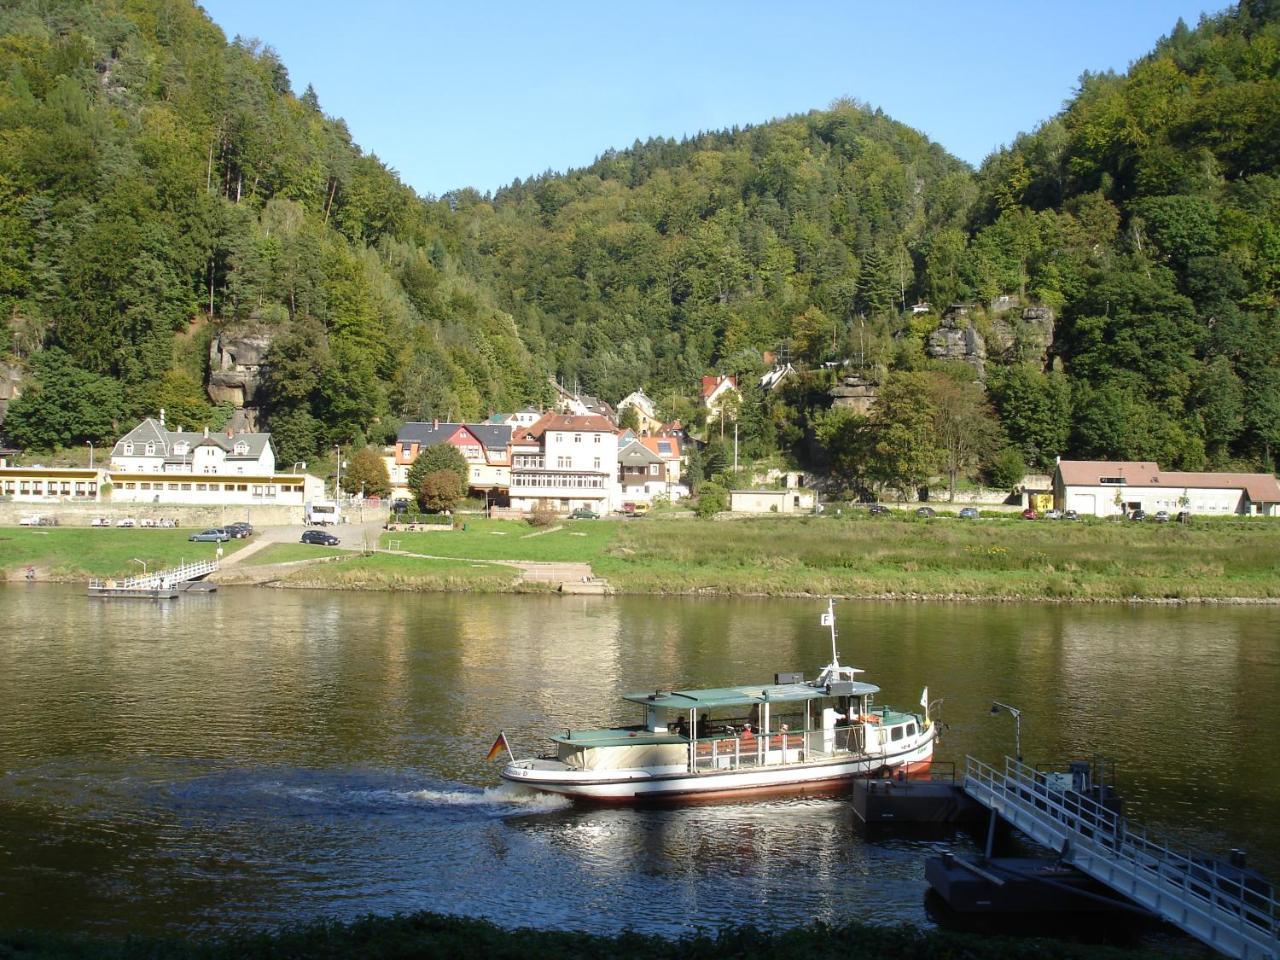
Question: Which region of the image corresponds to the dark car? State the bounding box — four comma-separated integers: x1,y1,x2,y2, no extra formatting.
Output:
391,499,412,514
1129,509,1147,521
915,506,936,518
1021,508,1039,520
569,507,599,520
1154,510,1170,523
867,504,890,516
1063,509,1079,521
189,528,230,542
301,530,340,546
225,521,253,538
958,507,979,520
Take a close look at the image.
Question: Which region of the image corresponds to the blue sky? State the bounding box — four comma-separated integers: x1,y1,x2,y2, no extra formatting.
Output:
200,1,1226,199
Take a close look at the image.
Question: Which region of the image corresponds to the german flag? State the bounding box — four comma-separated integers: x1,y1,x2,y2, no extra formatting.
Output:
486,731,511,762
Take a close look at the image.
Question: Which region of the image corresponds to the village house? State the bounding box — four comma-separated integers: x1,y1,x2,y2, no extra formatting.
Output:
729,488,816,514
701,374,739,422
616,389,663,433
105,415,317,506
617,438,667,504
548,378,616,422
509,413,619,514
1053,460,1280,517
388,421,513,504
637,433,686,496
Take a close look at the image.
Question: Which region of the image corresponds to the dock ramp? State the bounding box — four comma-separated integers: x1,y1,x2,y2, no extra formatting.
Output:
964,755,1278,959
88,559,219,599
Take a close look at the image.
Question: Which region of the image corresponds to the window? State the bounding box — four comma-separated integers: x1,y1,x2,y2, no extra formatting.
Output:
124,442,134,455
140,482,151,490
891,726,904,742
557,456,571,469
906,723,916,736
1099,477,1125,485
234,442,249,455
593,457,601,469
174,442,188,456
574,433,582,443
168,483,179,490
181,483,191,491
650,464,660,476
195,483,207,491
555,434,564,443
145,442,155,455
593,434,601,444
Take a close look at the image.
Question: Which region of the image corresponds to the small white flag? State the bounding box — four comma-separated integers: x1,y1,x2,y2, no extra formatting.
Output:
920,687,929,709
820,612,834,626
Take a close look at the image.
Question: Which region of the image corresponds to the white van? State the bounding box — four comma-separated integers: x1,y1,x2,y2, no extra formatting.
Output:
305,501,340,525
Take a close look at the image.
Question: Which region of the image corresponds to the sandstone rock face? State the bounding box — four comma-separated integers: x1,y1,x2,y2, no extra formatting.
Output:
208,331,273,410
926,309,987,378
0,362,22,425
830,375,879,414
985,306,1055,367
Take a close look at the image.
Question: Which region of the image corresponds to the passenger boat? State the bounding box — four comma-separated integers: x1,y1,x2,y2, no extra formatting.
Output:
498,600,937,801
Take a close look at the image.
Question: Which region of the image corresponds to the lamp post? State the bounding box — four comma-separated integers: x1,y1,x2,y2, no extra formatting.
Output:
131,557,148,577
989,701,1023,762
292,460,306,474
86,440,94,469
334,445,341,499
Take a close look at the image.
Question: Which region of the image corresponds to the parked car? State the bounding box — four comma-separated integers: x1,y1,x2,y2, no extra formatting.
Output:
19,515,56,526
89,517,110,527
391,498,412,515
958,507,979,520
115,518,136,527
569,507,598,520
225,522,254,538
1021,508,1039,520
1063,509,1079,521
867,503,890,516
1175,510,1191,524
1043,508,1063,520
1153,510,1170,523
1129,509,1147,521
189,528,231,542
301,529,340,546
915,506,936,518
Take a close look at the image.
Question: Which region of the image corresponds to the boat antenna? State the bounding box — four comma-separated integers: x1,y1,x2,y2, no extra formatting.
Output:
822,598,839,669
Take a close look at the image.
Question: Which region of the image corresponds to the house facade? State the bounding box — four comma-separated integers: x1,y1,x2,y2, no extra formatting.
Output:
389,421,513,503
509,413,619,514
617,439,669,504
637,434,686,498
1053,460,1280,517
104,416,316,506
701,374,739,422
617,390,663,433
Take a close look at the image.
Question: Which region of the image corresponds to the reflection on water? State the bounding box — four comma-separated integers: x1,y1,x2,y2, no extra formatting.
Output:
0,586,1277,939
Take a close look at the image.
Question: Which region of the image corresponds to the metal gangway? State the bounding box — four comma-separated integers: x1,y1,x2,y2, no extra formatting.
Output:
88,558,219,595
964,755,1279,960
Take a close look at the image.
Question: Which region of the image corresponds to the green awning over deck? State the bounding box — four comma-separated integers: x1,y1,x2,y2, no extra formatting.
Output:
622,680,880,712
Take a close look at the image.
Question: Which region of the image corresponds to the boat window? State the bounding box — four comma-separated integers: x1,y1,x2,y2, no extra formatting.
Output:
891,725,904,742
906,723,916,736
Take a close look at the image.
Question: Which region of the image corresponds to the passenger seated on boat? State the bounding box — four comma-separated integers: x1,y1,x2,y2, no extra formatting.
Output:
673,716,689,738
740,722,755,744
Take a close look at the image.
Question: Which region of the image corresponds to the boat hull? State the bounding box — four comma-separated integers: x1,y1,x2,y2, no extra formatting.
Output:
501,730,936,802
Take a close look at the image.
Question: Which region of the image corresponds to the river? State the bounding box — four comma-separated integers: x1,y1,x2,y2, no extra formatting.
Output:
0,585,1276,940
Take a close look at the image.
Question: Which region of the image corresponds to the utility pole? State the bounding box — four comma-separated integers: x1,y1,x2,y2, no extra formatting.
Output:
335,444,341,499
733,422,739,474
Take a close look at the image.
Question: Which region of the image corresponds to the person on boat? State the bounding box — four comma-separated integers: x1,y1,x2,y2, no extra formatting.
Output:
741,721,755,745
674,715,689,738
822,706,848,753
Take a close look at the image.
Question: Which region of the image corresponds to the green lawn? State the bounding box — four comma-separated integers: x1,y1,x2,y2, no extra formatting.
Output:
379,517,617,563
0,528,248,579
270,551,523,592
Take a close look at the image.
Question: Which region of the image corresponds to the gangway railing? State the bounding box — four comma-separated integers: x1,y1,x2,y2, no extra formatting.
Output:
964,755,1279,960
88,558,219,592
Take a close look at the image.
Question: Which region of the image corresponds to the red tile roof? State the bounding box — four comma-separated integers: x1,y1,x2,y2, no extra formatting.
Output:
701,375,737,398
521,413,617,439
639,435,681,460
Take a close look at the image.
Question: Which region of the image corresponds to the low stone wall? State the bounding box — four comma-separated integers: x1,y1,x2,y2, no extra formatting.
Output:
0,501,304,528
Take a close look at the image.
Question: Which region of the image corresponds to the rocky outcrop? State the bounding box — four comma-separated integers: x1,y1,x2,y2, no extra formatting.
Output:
208,331,273,413
830,375,879,414
987,306,1055,367
926,308,987,378
0,361,22,425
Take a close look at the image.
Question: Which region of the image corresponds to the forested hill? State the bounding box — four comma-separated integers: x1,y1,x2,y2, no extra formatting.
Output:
2,0,1279,482
0,0,542,463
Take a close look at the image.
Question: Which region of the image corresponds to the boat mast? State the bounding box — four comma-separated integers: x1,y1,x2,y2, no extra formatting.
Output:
824,598,839,669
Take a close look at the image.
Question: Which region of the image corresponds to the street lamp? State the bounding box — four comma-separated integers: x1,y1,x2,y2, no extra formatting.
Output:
989,701,1023,762
131,557,148,577
334,445,342,499
292,460,306,474
86,440,94,469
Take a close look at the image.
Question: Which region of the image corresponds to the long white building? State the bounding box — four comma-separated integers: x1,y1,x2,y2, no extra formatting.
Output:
1053,460,1280,517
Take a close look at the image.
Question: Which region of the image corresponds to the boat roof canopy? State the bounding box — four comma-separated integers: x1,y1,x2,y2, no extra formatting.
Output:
623,680,880,712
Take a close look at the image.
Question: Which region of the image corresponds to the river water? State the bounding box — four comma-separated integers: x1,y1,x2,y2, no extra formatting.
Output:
0,585,1277,940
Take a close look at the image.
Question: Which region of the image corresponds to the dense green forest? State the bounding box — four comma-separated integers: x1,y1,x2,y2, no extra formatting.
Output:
1,0,1278,493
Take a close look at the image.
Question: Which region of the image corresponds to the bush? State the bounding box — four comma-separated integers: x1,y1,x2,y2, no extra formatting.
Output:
528,502,559,527
696,481,728,518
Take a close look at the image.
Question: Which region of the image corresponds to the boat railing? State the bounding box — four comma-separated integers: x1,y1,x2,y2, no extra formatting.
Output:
690,723,864,774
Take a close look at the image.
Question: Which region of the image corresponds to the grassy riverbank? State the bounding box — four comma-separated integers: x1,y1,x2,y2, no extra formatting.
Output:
5,515,1280,601
0,912,1177,960
0,528,241,580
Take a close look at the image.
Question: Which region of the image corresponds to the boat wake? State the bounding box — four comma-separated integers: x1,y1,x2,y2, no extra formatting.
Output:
404,781,572,814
